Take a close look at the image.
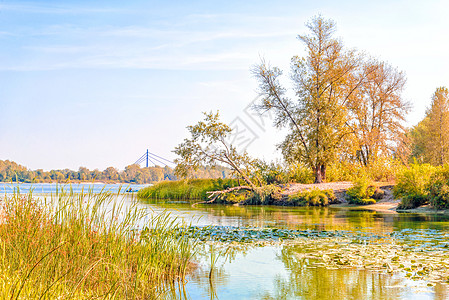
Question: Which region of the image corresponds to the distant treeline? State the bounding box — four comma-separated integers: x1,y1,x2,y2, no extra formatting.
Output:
0,160,232,184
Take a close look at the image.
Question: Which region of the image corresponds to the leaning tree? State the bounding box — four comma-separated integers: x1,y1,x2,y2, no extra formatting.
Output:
174,111,258,202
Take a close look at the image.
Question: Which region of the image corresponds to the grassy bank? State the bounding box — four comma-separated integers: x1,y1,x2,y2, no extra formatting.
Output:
0,190,196,299
137,178,238,200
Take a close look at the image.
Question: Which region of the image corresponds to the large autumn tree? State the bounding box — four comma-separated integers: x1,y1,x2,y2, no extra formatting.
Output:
253,16,408,183
254,16,361,183
411,87,449,165
346,60,409,166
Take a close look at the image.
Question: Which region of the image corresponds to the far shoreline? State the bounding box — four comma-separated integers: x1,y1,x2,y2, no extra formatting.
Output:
0,181,149,185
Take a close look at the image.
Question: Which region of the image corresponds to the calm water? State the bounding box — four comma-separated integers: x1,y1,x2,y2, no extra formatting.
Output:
0,182,150,194
142,200,449,300
3,184,449,299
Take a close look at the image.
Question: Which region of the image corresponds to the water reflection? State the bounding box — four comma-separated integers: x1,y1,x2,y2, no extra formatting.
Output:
185,243,448,300
142,201,449,299
145,200,449,233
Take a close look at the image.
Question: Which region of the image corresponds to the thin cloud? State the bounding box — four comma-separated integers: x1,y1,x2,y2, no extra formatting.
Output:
0,3,125,14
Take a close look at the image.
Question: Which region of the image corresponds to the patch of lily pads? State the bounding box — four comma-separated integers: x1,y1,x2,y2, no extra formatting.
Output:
286,237,449,284
176,225,449,284
176,225,390,243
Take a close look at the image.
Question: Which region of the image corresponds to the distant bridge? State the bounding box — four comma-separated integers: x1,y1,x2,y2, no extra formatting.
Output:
133,149,175,168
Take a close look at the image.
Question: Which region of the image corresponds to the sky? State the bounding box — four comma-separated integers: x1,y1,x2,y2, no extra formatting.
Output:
1,0,448,171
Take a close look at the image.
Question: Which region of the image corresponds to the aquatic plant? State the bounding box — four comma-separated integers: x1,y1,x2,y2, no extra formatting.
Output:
179,225,449,285
0,190,197,299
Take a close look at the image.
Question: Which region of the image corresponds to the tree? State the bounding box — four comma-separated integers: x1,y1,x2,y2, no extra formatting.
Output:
253,16,361,183
78,167,91,181
346,60,409,165
253,16,409,182
103,167,119,181
124,164,140,182
411,87,449,165
174,111,257,190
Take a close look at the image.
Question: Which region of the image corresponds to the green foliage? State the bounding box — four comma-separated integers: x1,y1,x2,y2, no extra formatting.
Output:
174,111,257,188
137,178,239,200
288,189,336,207
244,185,283,205
220,190,249,203
0,191,196,299
0,159,233,184
326,158,402,183
326,161,366,182
427,165,449,209
395,163,449,209
285,163,314,184
253,161,313,185
346,177,377,205
410,87,449,166
394,163,436,209
365,158,403,182
253,160,288,185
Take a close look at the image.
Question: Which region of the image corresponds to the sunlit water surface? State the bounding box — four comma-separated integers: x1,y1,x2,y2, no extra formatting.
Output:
144,200,449,300
3,184,449,299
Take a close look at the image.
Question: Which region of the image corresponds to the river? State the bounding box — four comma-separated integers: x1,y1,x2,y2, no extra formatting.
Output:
144,200,449,300
2,183,449,299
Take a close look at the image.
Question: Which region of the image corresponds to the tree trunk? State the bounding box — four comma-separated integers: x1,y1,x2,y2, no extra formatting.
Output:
314,164,327,183
314,166,323,183
320,164,327,182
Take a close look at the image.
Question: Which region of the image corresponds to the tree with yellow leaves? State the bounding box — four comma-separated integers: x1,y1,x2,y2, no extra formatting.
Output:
411,87,449,165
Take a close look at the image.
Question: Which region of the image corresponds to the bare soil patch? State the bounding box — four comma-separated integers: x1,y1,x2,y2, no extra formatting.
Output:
282,181,353,195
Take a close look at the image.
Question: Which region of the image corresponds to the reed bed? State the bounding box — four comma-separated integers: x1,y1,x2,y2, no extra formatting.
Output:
0,188,197,299
137,179,238,200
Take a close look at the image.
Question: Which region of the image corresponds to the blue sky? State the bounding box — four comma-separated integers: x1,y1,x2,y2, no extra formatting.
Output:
1,0,448,171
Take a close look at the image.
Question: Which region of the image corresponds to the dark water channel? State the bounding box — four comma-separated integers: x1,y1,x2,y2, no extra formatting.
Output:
145,200,449,300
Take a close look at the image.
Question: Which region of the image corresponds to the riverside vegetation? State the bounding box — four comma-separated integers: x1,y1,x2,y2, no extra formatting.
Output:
0,159,232,184
138,162,449,211
0,190,197,299
162,16,449,212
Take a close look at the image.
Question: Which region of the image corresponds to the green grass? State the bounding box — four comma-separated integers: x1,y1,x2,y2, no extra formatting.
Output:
137,178,239,200
0,189,197,299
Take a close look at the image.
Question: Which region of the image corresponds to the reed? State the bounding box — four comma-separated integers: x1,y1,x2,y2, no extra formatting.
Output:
137,179,238,200
0,188,197,299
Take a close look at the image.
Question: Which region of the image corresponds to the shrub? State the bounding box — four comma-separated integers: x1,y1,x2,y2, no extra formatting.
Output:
326,161,366,182
427,165,449,209
285,163,314,184
219,189,250,203
366,157,402,182
288,189,336,206
325,157,402,183
253,161,314,185
346,177,377,205
394,163,436,208
244,185,283,205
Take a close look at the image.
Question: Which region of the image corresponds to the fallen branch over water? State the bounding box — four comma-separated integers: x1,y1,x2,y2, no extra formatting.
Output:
192,186,253,206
